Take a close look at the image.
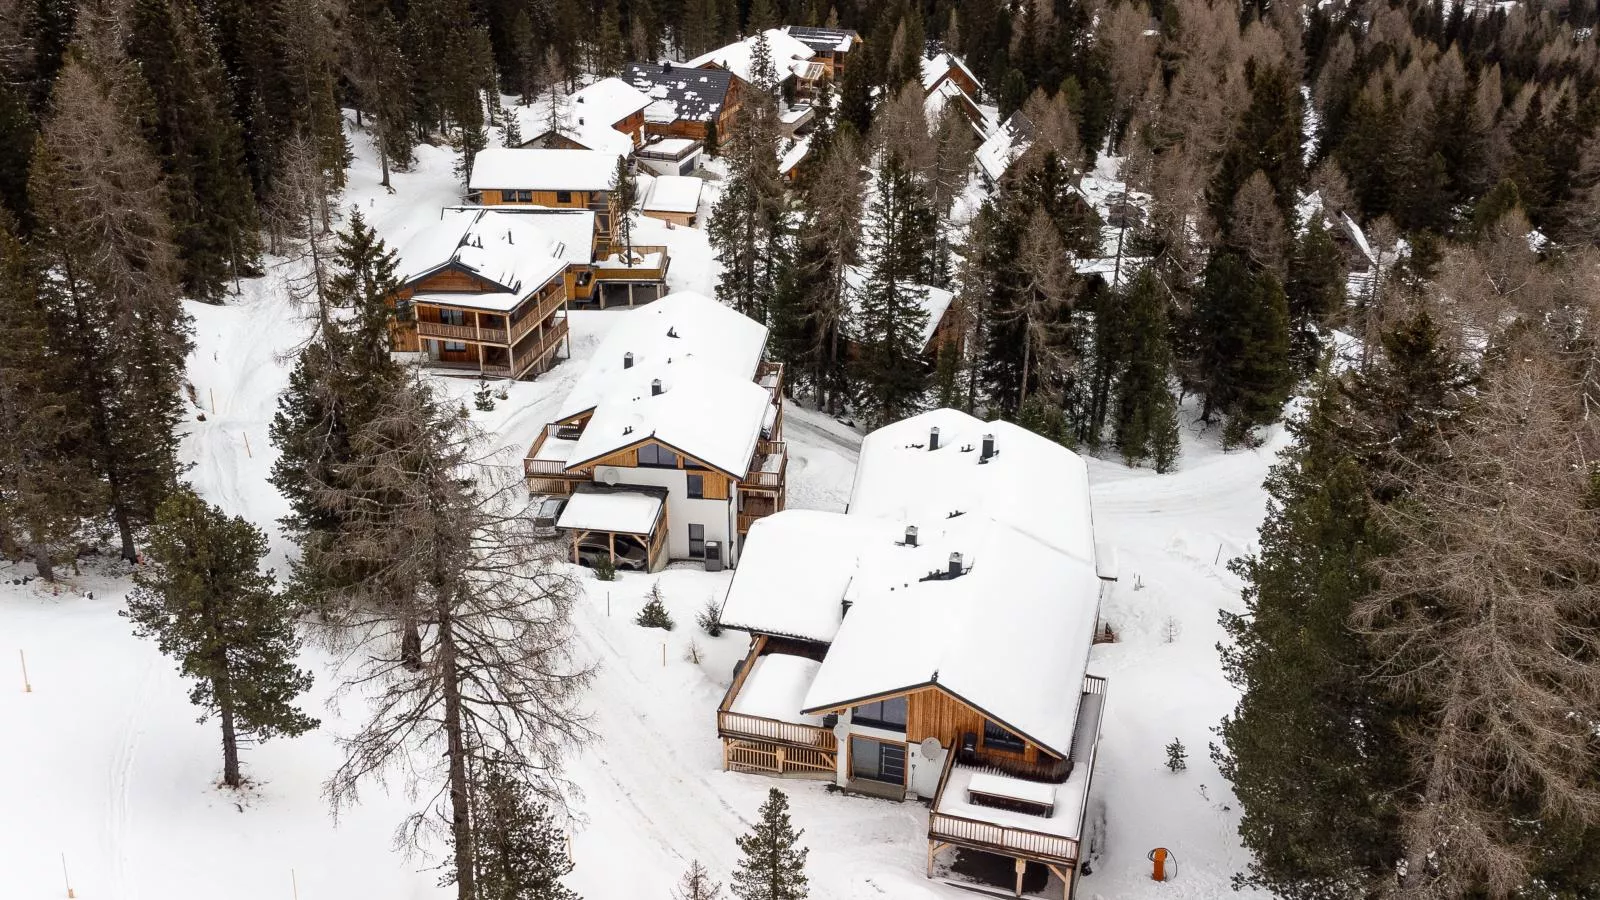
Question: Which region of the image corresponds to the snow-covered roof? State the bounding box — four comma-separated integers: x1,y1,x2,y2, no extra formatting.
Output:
556,488,663,534
624,63,732,124
468,148,623,192
393,209,568,312
779,137,811,176
729,654,824,725
553,292,774,477
921,52,980,94
687,29,817,84
719,409,1105,758
842,265,953,353
638,137,701,157
642,175,703,214
516,78,650,155
975,111,1034,183
784,25,860,54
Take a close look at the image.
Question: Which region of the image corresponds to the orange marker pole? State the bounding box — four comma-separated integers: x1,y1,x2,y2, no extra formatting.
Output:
1151,847,1167,882
62,853,75,898
21,649,31,693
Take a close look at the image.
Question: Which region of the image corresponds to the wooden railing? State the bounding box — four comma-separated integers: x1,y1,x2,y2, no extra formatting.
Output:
417,320,508,344
757,360,784,397
594,245,669,279
512,318,568,376
927,811,1081,866
510,290,566,342
426,359,512,378
742,447,786,490
718,710,837,751
727,741,835,777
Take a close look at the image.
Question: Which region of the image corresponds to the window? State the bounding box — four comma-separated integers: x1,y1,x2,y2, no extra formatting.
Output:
504,189,533,203
444,341,468,352
688,524,705,558
440,308,467,326
983,719,1027,753
687,474,705,499
638,443,679,468
556,190,573,204
851,696,907,731
850,736,906,785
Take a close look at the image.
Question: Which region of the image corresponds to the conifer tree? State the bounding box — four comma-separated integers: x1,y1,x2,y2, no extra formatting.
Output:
708,31,786,320
0,208,98,577
674,860,723,900
461,757,580,900
346,3,415,190
610,155,638,259
29,13,192,562
1284,218,1345,374
731,788,809,900
124,489,318,788
1112,269,1180,471
593,0,624,76
1192,250,1293,446
127,0,261,299
850,155,935,426
745,0,778,33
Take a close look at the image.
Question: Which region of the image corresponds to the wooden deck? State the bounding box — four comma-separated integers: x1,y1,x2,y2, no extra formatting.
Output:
717,638,838,778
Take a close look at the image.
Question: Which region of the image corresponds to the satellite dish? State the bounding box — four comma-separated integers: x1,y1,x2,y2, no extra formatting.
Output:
831,722,849,741
919,737,943,760
601,468,620,486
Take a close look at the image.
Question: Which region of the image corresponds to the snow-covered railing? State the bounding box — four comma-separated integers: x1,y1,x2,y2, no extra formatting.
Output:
717,710,837,751
926,811,1080,865
509,289,566,343
741,443,786,490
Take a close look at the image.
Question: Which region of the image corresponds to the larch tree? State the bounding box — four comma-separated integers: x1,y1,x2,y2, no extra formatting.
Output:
28,8,191,563
1005,206,1076,413
126,0,261,299
322,377,593,900
345,2,415,191
674,860,724,900
124,489,318,788
849,154,935,427
731,788,808,900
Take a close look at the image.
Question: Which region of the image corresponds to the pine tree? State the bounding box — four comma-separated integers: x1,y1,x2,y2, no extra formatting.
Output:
126,0,261,299
708,31,786,320
460,757,580,900
0,208,99,577
850,156,935,427
29,17,192,563
1164,738,1186,772
1112,269,1180,471
124,489,318,788
610,155,638,259
1284,218,1345,375
347,3,415,189
745,0,778,32
731,788,809,900
1192,250,1293,446
593,0,624,77
636,581,675,630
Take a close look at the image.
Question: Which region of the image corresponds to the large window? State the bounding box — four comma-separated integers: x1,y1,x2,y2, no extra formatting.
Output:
850,736,906,785
504,189,533,202
983,719,1027,753
687,473,705,499
638,443,679,468
851,696,907,731
440,308,467,326
688,524,705,558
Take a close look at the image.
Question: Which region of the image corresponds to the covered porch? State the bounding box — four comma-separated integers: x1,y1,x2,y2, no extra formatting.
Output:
926,676,1106,900
718,636,837,778
555,485,670,573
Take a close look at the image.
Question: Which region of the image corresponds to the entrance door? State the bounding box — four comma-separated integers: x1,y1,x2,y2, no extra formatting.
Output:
688,524,705,558
850,736,906,785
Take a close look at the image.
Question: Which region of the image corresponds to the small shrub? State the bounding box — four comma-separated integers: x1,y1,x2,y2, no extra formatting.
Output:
697,596,724,636
594,554,617,582
1161,615,1181,644
683,638,703,664
1165,738,1187,773
473,378,496,411
637,581,674,630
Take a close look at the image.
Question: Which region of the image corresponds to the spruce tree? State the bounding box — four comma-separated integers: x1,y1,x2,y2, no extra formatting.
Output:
708,31,786,321
610,156,638,259
850,155,935,427
124,489,318,788
1193,250,1293,446
731,788,809,900
29,18,192,562
1112,269,1180,471
126,0,261,299
346,3,415,189
1284,218,1345,375
463,757,580,900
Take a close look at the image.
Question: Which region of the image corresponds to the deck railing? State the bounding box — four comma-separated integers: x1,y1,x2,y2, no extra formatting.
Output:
417,320,509,344
594,245,669,280
742,443,787,491
718,710,837,751
510,290,566,342
426,359,512,378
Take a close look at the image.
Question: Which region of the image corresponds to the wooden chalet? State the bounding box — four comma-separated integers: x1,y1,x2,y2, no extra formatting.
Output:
717,412,1117,899
624,62,744,144
688,28,826,100
524,292,787,571
842,265,960,358
922,52,991,136
783,26,863,80
388,209,571,379
518,77,653,154
641,175,703,227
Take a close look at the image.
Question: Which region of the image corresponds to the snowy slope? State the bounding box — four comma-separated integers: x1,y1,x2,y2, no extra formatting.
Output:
0,117,1278,900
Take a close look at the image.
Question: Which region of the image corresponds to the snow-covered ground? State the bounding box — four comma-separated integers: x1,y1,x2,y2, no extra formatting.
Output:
0,116,1280,900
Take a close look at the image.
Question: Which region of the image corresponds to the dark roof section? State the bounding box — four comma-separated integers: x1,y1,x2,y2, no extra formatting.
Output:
785,25,861,53
623,62,733,123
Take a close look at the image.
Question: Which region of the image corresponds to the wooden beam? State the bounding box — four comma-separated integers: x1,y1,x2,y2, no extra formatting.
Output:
1014,858,1026,897
1045,864,1072,900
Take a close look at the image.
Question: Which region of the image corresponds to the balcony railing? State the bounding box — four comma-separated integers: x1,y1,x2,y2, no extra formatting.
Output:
416,320,509,344
425,359,512,378
717,639,837,753
742,442,787,491
757,360,784,397
509,290,566,343
594,245,669,280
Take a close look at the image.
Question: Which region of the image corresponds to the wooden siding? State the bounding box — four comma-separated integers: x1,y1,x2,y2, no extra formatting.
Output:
574,437,745,481
414,267,501,293
643,209,695,227
699,472,730,500
591,446,638,469
482,188,601,208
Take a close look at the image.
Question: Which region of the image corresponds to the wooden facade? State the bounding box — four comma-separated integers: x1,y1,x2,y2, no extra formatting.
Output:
480,188,605,209
643,77,745,144
390,265,569,380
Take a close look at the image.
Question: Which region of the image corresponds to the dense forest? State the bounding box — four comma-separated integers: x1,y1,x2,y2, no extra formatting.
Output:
3,0,1600,895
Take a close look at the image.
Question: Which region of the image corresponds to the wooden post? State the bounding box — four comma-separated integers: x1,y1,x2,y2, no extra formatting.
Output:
1014,857,1026,897
661,642,666,667
20,649,31,693
291,869,299,900
209,388,216,413
242,432,253,458
62,853,74,898
776,746,786,774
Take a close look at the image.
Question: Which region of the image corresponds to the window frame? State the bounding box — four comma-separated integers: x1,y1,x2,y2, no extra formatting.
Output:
851,696,908,732
982,718,1028,754
686,473,705,499
439,308,467,326
556,190,574,204
637,443,680,469
687,523,706,559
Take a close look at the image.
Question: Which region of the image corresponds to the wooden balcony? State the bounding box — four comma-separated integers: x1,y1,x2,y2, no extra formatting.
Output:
718,637,837,778
416,320,508,344
757,360,784,399
510,289,566,343
741,440,786,491
523,420,590,485
594,245,669,282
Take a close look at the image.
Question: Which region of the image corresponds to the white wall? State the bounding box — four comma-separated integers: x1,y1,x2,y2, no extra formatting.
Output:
607,465,735,563
834,710,913,796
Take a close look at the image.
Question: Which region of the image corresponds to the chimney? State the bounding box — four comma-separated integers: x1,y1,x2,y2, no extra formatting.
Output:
980,433,995,462
929,426,940,451
651,378,663,396
623,351,634,369
948,552,963,578
905,525,918,547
